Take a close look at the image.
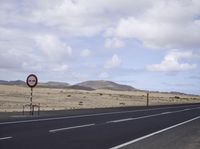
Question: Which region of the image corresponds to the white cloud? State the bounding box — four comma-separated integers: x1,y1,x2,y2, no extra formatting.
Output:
106,0,200,50
0,0,156,37
147,50,196,72
28,0,109,37
104,54,122,69
105,38,124,49
34,34,73,72
0,27,72,73
35,34,72,62
0,26,40,71
80,49,91,57
2,0,200,50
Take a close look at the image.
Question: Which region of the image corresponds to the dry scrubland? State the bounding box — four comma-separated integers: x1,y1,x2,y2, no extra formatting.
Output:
0,85,200,112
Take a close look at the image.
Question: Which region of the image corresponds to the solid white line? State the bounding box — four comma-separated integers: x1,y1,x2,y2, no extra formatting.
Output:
49,123,95,133
0,104,199,125
107,107,200,124
110,116,200,149
0,136,13,141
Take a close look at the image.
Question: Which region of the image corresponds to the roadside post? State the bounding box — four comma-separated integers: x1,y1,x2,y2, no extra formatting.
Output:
147,91,149,107
24,74,40,115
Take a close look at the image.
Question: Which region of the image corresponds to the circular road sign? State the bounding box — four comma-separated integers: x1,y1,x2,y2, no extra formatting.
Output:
26,74,38,88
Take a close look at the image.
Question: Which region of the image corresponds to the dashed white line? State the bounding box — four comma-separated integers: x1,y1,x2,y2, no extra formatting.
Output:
108,118,134,123
107,113,162,124
0,136,13,141
49,107,200,133
49,123,95,133
107,107,200,124
110,116,200,149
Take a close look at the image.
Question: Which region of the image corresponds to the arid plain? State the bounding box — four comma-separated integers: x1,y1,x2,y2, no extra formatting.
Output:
0,85,200,112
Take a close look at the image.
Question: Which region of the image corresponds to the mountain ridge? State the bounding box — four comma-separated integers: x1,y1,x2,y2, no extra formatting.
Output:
0,80,26,85
76,80,137,91
0,79,198,96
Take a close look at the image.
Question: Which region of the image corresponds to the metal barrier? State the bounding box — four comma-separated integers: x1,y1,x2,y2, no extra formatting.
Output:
22,103,40,115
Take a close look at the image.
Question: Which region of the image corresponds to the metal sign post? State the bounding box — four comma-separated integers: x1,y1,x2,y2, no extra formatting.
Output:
26,74,39,115
147,91,149,107
30,87,33,115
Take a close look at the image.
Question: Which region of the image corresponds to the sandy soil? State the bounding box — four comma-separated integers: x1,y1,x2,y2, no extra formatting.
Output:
0,85,199,112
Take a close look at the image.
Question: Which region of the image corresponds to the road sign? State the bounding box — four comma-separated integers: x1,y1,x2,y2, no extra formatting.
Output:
26,74,38,88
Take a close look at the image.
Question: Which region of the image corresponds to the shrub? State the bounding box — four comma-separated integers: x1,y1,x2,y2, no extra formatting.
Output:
174,96,180,99
120,102,125,105
79,101,83,105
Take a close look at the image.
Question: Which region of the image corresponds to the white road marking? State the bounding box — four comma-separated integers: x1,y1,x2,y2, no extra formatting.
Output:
107,107,200,124
49,124,95,133
0,136,12,141
110,116,200,149
0,105,199,125
161,112,172,114
108,118,134,123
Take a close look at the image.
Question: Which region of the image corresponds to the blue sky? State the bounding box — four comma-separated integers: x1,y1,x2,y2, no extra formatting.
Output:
0,0,200,94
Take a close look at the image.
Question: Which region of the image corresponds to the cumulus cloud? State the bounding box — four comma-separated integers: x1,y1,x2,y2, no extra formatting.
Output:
0,26,72,73
34,34,72,72
80,49,91,57
2,0,200,50
105,0,200,50
0,26,39,72
0,0,155,37
35,34,72,62
28,0,110,37
104,54,122,69
147,50,196,72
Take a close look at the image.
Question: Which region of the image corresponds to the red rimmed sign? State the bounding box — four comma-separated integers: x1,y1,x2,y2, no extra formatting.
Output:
26,74,38,88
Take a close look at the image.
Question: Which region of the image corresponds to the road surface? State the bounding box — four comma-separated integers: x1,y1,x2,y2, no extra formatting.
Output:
0,103,200,149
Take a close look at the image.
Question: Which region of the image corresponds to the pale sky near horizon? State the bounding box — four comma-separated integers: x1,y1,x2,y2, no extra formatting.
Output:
0,0,200,94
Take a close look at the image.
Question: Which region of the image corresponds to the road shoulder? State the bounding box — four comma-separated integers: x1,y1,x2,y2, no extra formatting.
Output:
122,118,200,149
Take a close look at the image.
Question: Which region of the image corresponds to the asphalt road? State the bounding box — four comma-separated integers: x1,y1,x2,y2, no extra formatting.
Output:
122,117,200,149
0,103,200,149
